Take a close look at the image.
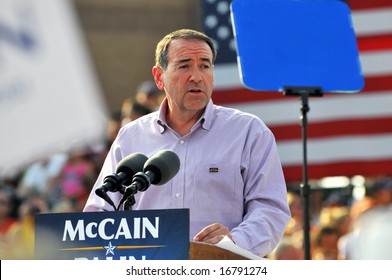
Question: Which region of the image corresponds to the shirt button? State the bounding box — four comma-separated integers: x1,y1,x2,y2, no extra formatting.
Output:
179,140,185,144
175,193,181,198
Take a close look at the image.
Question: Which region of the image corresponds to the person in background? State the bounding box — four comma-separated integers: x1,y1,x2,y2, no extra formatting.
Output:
365,177,392,208
269,236,304,260
107,111,123,146
348,205,392,259
134,80,165,111
4,193,49,259
83,29,290,257
285,191,305,236
17,153,68,200
120,98,152,126
338,177,392,260
55,147,97,210
0,184,19,258
312,226,340,260
91,110,123,177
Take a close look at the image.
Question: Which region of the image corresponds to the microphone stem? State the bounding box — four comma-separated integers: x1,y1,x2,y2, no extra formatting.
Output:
118,173,151,208
123,196,136,211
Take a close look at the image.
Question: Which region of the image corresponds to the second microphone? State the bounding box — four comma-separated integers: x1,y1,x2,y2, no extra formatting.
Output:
119,149,180,206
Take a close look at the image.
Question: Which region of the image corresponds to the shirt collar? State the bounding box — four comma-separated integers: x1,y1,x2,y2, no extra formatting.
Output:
156,98,214,133
157,98,168,133
201,99,213,131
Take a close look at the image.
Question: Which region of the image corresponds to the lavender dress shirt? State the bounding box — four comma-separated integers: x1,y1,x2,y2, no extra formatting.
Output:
84,98,291,257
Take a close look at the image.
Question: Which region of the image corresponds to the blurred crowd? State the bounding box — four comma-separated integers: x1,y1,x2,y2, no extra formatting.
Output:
268,177,392,260
1,81,391,260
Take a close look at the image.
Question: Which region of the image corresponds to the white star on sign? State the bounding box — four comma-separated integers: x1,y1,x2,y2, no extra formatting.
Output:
104,241,116,256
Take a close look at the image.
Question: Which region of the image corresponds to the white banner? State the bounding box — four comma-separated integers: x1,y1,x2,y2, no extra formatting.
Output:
0,0,108,177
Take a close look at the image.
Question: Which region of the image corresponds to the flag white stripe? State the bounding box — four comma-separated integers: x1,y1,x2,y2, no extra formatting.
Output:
352,8,392,36
278,134,392,165
214,63,242,89
360,51,392,76
228,92,392,126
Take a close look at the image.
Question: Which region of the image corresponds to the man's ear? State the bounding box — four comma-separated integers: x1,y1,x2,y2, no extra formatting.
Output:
152,66,164,90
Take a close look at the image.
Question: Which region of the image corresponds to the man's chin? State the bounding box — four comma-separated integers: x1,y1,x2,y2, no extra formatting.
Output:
186,97,209,110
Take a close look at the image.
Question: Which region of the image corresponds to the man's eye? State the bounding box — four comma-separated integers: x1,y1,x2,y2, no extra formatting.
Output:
179,65,189,69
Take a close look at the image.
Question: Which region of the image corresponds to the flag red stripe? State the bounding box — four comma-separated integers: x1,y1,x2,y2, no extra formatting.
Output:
361,75,392,92
270,116,392,141
347,0,392,11
283,159,392,182
213,89,283,104
357,34,392,51
213,75,392,104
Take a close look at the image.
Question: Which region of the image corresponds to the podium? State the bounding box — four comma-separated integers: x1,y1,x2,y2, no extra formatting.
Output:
34,209,251,260
190,241,249,260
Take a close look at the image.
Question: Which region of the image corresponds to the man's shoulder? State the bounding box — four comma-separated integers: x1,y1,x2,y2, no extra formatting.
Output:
213,104,272,134
214,104,262,122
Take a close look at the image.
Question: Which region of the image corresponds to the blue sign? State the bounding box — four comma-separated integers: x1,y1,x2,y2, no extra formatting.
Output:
34,209,190,260
231,0,364,93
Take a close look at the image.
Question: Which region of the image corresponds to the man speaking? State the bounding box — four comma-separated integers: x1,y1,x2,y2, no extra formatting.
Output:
84,29,290,257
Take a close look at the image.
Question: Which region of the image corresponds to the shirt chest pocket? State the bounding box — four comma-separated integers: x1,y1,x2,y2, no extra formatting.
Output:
192,163,240,210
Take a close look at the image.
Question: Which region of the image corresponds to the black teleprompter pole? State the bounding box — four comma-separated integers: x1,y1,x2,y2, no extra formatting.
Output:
284,86,323,260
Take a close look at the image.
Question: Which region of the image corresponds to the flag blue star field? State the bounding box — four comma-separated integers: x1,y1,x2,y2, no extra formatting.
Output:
201,0,392,183
201,0,236,64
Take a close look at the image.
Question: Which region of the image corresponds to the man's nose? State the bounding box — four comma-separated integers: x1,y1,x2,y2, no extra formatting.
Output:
189,68,203,83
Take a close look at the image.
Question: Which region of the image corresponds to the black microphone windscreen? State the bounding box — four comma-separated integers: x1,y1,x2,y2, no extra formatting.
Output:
116,153,148,185
144,149,180,185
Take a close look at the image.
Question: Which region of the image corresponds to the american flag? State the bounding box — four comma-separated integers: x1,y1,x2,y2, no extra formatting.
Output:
202,0,392,183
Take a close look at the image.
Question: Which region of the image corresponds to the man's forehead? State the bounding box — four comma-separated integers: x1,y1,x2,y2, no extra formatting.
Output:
168,39,213,61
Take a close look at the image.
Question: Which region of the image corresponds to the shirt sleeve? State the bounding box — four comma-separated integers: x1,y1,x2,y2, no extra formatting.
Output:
230,123,291,257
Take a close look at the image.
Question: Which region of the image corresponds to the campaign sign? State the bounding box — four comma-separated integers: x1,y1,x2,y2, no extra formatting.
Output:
34,209,190,260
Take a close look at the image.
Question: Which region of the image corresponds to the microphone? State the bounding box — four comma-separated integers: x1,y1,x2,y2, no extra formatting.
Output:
95,152,148,207
119,149,180,206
